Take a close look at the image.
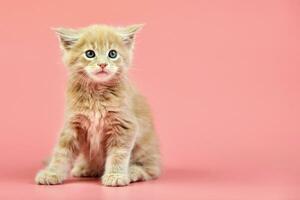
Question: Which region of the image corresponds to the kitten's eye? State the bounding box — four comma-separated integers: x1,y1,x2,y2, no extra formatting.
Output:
108,50,118,59
85,50,96,58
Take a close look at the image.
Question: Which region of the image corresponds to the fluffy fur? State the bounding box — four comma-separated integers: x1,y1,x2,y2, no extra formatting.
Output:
35,24,160,186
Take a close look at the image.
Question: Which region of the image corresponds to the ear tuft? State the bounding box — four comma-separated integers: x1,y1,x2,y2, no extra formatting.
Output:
53,27,80,50
118,24,144,48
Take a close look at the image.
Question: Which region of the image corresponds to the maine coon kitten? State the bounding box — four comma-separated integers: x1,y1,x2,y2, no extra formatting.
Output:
35,24,160,186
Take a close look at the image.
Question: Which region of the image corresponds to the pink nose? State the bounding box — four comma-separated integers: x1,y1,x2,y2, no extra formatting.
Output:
98,63,107,69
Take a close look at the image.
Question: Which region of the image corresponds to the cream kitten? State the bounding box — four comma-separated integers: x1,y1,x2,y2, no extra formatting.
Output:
35,24,160,186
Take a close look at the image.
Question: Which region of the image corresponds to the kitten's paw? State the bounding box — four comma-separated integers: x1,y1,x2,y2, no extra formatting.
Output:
129,165,150,182
35,170,64,185
101,173,130,187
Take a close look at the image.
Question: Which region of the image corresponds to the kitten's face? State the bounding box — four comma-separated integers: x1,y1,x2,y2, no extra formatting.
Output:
55,25,142,83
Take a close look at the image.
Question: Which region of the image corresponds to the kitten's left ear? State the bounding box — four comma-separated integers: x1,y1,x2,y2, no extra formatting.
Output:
53,27,80,50
118,24,144,48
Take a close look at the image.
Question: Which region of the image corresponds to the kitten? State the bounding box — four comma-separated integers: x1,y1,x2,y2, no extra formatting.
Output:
35,24,160,186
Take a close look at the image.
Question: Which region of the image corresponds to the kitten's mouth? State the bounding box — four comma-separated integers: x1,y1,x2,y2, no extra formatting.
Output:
94,70,110,78
85,67,114,82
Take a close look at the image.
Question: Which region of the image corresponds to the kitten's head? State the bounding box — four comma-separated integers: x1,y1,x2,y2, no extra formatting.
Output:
54,24,143,83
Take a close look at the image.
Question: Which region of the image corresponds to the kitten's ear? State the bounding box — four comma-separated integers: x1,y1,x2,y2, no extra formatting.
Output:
53,27,80,50
118,24,144,48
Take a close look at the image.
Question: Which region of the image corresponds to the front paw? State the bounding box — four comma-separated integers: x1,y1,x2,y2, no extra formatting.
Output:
35,170,64,185
101,173,130,187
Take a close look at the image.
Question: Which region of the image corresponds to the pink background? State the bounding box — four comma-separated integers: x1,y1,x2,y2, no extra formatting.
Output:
0,0,299,199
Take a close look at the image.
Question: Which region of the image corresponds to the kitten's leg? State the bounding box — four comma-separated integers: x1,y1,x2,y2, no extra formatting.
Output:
101,117,136,186
101,146,132,186
35,127,79,185
71,154,100,177
129,158,161,182
129,135,161,182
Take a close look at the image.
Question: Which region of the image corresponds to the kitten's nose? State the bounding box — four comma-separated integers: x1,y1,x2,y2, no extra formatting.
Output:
98,63,107,69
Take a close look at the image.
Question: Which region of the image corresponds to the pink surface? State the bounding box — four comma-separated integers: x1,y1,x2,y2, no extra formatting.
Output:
0,0,299,199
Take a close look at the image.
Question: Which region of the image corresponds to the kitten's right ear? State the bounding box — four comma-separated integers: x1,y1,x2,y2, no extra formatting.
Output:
53,27,80,50
118,24,144,49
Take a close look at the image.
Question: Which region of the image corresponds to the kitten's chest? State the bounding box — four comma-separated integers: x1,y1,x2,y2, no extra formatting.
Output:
87,109,106,136
82,103,119,140
69,90,122,143
80,109,107,157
